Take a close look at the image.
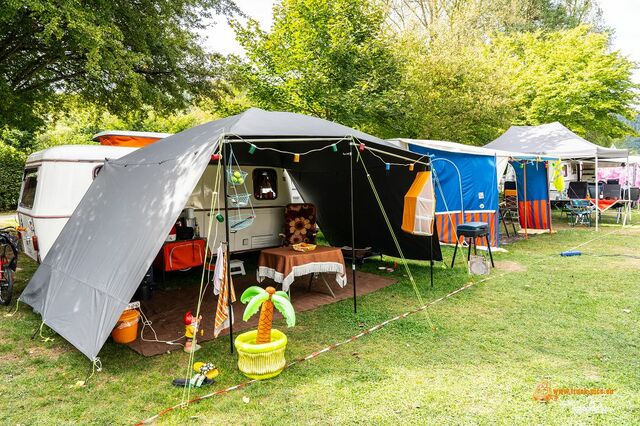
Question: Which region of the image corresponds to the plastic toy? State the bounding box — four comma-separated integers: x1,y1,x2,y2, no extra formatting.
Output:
235,286,296,380
171,361,219,388
183,311,203,353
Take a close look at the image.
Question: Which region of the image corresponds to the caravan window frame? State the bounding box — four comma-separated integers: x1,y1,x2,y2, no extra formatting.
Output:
19,167,39,209
252,168,278,200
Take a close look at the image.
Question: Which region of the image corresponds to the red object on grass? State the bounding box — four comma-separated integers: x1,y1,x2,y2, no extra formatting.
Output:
591,198,619,212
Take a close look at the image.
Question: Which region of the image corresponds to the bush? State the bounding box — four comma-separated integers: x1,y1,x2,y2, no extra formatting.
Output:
0,142,27,211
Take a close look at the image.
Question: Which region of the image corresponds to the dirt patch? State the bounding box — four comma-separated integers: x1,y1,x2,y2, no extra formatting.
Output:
494,261,527,272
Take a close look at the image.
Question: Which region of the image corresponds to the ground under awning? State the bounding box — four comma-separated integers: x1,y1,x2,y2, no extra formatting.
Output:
126,270,396,357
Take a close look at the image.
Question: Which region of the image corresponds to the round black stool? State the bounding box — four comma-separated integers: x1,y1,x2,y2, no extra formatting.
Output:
450,221,495,268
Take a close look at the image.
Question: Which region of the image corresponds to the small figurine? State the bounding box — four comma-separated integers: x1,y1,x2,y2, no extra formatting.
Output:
183,311,203,353
171,361,219,388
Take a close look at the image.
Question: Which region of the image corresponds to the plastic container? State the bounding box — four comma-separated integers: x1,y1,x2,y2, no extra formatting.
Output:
111,309,140,344
226,169,248,186
228,193,251,207
229,213,255,231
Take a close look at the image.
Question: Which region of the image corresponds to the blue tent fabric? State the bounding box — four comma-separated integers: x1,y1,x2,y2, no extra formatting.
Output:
407,145,500,246
512,161,551,229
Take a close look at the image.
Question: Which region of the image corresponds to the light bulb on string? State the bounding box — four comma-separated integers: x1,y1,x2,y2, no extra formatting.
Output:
331,143,338,153
248,144,257,154
293,153,300,163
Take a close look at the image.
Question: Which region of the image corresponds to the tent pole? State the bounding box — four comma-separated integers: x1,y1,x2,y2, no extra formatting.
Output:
546,162,553,235
523,162,529,239
221,141,234,353
595,155,599,231
624,154,630,226
349,142,357,314
429,236,433,288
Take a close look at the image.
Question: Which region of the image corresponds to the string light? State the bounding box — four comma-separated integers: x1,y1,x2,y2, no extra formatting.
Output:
385,163,391,171
293,153,300,163
248,144,257,154
358,143,365,152
211,154,222,161
331,143,338,152
409,164,415,171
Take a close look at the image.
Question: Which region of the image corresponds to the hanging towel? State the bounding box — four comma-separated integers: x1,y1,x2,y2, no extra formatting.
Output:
213,244,236,337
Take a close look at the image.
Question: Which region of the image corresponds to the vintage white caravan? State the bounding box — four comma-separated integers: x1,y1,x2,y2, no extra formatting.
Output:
17,131,301,262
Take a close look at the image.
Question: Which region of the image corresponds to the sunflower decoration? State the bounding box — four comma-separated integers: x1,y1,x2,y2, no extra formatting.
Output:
289,217,311,235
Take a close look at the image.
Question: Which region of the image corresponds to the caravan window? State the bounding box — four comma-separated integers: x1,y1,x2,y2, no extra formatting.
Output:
253,169,278,200
20,168,38,209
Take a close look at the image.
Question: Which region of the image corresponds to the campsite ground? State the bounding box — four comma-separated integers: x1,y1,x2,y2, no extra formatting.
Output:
1,210,639,425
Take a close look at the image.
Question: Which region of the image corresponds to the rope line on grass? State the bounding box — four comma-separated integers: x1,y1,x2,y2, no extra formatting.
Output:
133,184,625,426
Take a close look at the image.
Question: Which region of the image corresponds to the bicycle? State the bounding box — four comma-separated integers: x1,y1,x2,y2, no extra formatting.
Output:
0,227,19,305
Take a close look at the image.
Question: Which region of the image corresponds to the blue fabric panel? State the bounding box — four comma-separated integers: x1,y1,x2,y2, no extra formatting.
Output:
408,145,498,214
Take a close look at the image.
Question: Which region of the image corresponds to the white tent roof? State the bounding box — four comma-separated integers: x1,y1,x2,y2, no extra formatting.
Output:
485,122,628,160
391,138,521,158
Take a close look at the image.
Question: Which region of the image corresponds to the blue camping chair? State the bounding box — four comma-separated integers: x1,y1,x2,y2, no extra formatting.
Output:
567,199,593,227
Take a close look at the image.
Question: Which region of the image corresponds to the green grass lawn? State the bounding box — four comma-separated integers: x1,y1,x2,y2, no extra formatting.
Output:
1,210,639,425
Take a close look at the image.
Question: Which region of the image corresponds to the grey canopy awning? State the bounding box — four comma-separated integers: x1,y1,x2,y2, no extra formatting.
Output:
486,122,628,160
20,108,439,360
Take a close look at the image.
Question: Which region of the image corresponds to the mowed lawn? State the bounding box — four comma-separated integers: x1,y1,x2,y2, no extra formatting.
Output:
1,211,639,425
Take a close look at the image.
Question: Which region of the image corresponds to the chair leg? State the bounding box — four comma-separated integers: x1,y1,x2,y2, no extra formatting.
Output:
467,238,472,261
451,239,459,268
485,235,495,267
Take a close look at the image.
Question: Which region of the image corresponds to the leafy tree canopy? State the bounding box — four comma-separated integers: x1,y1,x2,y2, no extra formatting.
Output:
0,0,239,132
491,25,638,144
232,0,406,138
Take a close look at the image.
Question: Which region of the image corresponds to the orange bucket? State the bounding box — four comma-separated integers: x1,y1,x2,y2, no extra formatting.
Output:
111,309,140,344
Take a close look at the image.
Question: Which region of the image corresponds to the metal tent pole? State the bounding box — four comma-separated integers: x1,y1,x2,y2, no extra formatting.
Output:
429,236,433,288
523,162,529,239
221,141,234,353
595,155,599,231
349,141,357,314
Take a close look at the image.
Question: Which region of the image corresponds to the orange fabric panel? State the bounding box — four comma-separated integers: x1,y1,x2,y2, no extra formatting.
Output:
96,135,164,147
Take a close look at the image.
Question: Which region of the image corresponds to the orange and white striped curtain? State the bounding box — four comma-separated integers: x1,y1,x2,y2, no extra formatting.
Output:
213,244,236,338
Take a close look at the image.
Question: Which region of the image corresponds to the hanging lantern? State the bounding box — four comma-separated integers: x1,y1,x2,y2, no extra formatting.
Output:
293,153,300,163
385,163,391,171
331,143,338,153
409,163,415,172
358,143,365,152
216,213,224,223
248,144,257,154
211,153,221,161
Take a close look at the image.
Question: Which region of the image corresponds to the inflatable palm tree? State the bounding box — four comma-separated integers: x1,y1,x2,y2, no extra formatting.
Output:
241,286,295,344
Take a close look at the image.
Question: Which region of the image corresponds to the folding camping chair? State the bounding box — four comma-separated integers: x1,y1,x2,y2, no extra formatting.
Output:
567,199,593,227
502,183,520,233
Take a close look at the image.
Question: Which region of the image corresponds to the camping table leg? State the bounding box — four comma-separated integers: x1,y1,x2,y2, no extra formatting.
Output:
467,238,472,261
451,239,459,268
499,208,510,238
485,235,495,267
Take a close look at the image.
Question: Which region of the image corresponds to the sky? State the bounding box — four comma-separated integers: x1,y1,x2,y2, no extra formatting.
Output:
202,0,639,82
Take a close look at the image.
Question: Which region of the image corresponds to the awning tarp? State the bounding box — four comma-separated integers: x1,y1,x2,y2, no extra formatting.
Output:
21,108,441,360
486,122,628,160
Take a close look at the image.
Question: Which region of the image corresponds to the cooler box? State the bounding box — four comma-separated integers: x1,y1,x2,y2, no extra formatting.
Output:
155,239,206,271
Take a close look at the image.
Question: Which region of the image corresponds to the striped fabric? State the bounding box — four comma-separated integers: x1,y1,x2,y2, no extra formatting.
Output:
214,245,236,338
435,211,499,247
518,200,550,229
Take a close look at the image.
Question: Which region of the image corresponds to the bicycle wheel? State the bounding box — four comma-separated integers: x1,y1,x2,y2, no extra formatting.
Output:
0,265,13,306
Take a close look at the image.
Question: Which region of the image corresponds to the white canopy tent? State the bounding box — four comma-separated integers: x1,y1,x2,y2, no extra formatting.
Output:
486,122,630,230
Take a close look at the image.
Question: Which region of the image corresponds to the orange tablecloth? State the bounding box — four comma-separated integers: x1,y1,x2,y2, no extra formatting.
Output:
257,246,347,292
590,199,619,212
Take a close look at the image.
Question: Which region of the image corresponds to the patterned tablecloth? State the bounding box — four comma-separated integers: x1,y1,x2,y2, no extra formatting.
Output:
257,246,347,292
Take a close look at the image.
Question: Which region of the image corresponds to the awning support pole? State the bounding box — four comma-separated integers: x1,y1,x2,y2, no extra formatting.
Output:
221,140,234,353
429,236,433,288
523,162,529,239
595,155,599,231
349,141,357,314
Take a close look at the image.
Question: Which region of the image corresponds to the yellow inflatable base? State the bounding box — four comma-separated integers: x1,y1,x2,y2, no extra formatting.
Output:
235,329,287,380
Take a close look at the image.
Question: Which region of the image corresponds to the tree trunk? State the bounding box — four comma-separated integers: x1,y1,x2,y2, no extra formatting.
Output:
256,299,274,344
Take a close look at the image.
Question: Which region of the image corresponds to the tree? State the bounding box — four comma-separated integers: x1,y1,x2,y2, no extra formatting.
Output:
0,0,239,132
232,0,407,138
491,25,638,144
240,286,295,344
